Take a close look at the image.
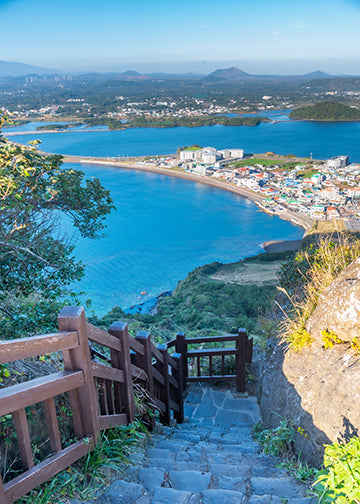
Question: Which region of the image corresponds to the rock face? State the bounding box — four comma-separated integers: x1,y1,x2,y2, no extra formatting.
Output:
259,258,360,466
306,257,360,343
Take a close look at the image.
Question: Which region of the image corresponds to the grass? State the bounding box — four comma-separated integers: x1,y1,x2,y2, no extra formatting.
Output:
17,419,149,504
254,419,317,485
278,232,360,351
233,158,281,167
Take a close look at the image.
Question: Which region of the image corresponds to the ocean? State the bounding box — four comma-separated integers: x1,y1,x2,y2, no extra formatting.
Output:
9,112,354,314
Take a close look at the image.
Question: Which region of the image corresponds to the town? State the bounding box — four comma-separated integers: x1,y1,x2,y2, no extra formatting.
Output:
135,146,360,230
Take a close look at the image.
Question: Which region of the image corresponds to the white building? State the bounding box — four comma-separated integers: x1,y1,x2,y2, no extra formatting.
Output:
180,149,203,161
319,187,340,202
326,156,349,169
229,148,244,159
192,165,206,176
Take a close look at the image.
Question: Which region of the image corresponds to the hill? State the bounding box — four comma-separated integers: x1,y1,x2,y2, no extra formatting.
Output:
289,100,360,121
204,66,250,81
0,60,60,77
302,70,332,79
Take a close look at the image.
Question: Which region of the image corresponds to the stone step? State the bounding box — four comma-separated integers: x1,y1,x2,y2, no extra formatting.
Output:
249,497,317,504
69,386,315,504
251,477,308,499
151,486,193,504
200,489,246,504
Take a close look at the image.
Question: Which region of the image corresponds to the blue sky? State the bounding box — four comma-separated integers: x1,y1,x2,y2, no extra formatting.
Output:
1,0,360,74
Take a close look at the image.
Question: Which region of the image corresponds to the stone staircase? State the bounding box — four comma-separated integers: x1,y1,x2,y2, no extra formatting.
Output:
75,385,317,504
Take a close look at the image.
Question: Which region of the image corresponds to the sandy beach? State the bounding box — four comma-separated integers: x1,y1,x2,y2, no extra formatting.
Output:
262,239,303,253
61,154,314,234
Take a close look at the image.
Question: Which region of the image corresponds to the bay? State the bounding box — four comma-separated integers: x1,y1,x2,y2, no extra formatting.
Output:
61,163,302,315
12,113,355,314
8,113,360,161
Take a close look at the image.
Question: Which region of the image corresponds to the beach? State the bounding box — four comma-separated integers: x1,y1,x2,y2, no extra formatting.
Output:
61,154,313,233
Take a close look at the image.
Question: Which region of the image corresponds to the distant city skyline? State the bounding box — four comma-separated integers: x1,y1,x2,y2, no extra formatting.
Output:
2,0,360,75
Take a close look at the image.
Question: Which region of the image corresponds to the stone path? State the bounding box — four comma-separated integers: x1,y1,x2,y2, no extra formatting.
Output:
75,385,316,504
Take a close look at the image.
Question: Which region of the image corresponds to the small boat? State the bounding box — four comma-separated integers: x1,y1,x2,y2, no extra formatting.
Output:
141,291,147,295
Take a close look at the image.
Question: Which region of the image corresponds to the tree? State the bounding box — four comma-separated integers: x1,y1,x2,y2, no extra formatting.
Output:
0,114,114,337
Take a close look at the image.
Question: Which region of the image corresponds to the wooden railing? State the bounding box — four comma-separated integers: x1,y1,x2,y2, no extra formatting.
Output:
167,329,253,392
0,306,183,504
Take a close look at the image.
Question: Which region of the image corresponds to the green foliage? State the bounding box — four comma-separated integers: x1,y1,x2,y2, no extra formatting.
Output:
278,457,317,482
314,437,360,504
253,419,295,458
35,123,82,131
86,114,267,131
278,234,360,351
18,419,149,504
286,327,313,352
0,114,114,338
179,144,202,152
290,101,360,121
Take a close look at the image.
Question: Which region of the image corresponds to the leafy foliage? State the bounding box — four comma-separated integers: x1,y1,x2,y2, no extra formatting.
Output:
278,233,360,351
0,114,114,338
18,419,149,504
314,437,360,503
253,419,295,458
290,101,360,121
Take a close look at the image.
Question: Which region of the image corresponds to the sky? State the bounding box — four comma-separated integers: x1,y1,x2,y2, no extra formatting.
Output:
1,0,360,74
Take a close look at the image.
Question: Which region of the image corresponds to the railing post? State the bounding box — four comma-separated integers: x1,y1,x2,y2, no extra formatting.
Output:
236,328,247,393
58,306,100,440
0,478,7,504
135,331,155,430
158,344,171,425
175,332,187,389
108,321,135,423
172,353,184,424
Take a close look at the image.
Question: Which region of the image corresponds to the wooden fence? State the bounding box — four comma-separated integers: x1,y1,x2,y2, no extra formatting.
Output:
0,306,183,504
167,329,253,392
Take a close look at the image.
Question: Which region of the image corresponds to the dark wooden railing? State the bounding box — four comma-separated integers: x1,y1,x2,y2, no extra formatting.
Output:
167,329,253,392
0,306,183,504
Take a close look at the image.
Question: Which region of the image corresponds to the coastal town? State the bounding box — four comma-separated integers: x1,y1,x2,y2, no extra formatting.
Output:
106,145,360,231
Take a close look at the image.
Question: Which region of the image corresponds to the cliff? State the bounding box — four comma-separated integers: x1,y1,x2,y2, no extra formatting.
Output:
258,256,360,466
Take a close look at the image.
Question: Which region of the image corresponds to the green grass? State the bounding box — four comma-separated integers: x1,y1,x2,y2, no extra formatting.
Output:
233,158,281,167
17,419,149,504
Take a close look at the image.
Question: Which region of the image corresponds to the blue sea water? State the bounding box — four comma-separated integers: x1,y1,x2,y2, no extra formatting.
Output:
9,113,356,314
8,113,360,161
59,163,302,314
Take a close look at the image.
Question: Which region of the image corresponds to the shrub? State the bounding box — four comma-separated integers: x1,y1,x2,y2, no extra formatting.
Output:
278,233,360,351
314,437,360,503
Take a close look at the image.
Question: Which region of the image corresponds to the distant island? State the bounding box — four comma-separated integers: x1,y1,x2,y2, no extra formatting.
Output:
290,100,360,121
36,123,82,131
85,114,269,130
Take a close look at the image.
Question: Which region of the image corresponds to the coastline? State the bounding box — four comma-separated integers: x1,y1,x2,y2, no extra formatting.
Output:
61,154,313,233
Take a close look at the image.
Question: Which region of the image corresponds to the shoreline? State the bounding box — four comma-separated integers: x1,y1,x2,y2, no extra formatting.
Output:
61,155,313,233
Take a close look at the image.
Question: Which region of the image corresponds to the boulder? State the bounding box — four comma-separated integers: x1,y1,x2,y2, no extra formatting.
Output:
259,258,360,465
306,257,360,343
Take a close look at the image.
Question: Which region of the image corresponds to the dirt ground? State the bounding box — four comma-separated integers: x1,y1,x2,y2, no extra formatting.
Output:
210,260,282,285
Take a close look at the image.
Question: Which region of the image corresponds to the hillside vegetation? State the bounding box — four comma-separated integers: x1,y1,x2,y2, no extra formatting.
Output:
290,100,360,121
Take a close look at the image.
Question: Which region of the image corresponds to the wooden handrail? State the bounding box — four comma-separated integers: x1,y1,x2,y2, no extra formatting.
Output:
0,306,184,503
174,329,252,393
0,331,79,364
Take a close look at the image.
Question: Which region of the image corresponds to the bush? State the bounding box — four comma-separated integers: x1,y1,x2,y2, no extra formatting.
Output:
279,233,360,351
314,437,360,503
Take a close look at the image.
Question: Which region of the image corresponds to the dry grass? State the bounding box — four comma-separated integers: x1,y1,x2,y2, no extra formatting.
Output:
279,232,360,350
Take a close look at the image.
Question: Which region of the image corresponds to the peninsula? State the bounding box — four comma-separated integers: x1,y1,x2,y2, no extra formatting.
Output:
289,100,360,121
61,144,360,234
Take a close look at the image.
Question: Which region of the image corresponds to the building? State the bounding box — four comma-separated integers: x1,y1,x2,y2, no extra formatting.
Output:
180,149,203,161
326,156,349,169
180,146,244,165
229,148,244,159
